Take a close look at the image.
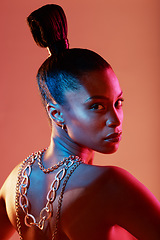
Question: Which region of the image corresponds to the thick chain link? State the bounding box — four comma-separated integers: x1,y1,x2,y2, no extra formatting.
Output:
16,150,83,238
52,161,81,240
15,152,36,240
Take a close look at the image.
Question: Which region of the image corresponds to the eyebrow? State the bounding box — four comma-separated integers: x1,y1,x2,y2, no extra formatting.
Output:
85,90,123,102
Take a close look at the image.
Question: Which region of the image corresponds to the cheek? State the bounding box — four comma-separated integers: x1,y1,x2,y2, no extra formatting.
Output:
121,110,124,124
64,106,92,129
66,113,102,143
66,117,92,138
118,109,124,125
64,111,88,136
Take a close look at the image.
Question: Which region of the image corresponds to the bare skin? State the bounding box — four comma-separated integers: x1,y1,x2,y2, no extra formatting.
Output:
0,68,160,239
1,158,160,239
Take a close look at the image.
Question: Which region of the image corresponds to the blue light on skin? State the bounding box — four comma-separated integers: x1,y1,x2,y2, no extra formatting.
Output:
44,67,124,166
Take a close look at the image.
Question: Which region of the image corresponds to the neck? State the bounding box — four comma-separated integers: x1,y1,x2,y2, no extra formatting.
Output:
43,126,94,165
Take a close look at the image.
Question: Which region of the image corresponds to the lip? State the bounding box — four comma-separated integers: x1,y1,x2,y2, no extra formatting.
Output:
104,131,122,142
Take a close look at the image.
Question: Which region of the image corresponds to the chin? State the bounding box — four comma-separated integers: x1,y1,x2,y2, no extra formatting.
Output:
98,143,120,154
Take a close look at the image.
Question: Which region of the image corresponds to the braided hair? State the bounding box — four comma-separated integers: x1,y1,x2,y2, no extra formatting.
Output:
27,4,110,107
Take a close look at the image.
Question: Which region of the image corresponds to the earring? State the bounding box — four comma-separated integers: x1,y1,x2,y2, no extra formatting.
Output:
62,123,68,133
56,121,66,131
61,123,65,130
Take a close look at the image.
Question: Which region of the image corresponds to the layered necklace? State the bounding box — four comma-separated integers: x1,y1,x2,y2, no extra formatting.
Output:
15,149,83,240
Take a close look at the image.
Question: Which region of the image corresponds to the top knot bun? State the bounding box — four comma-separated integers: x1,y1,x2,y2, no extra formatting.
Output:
27,4,69,56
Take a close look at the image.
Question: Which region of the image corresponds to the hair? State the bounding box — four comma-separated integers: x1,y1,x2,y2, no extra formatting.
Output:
27,4,110,107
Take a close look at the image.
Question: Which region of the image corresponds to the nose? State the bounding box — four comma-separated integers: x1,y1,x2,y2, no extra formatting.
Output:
106,108,122,128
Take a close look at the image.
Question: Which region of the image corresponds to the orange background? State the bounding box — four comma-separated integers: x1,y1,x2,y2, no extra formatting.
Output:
0,1,160,239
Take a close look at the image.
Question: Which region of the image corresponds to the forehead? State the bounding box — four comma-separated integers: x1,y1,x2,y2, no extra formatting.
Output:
81,67,120,94
65,67,121,104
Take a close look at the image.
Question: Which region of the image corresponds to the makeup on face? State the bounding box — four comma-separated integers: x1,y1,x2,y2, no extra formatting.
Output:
62,67,124,154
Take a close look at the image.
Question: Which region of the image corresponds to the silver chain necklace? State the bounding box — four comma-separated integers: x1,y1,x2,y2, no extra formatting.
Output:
15,149,83,239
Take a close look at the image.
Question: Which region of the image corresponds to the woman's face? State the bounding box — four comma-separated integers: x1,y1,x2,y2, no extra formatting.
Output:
62,67,124,154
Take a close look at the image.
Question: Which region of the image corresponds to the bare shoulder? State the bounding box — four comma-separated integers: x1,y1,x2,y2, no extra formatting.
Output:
79,164,159,204
1,163,21,200
71,163,141,193
98,165,160,239
0,162,24,226
0,163,22,239
82,164,160,220
64,164,160,240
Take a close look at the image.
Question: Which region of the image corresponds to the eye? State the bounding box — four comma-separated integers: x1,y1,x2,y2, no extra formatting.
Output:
90,103,105,111
115,98,124,108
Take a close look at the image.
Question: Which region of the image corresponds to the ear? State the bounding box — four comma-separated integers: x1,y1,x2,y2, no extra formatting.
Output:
47,103,64,125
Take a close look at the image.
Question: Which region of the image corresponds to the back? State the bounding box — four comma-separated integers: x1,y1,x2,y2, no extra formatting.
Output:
1,154,160,240
0,156,125,239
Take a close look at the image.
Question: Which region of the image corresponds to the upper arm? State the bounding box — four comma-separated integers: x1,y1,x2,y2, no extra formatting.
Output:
105,166,160,240
0,165,20,239
0,192,15,239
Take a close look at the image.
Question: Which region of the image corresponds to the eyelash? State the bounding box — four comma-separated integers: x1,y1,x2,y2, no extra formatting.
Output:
90,98,124,111
115,98,124,108
90,103,105,111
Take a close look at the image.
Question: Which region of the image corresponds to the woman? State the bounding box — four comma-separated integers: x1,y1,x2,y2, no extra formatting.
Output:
0,4,160,240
